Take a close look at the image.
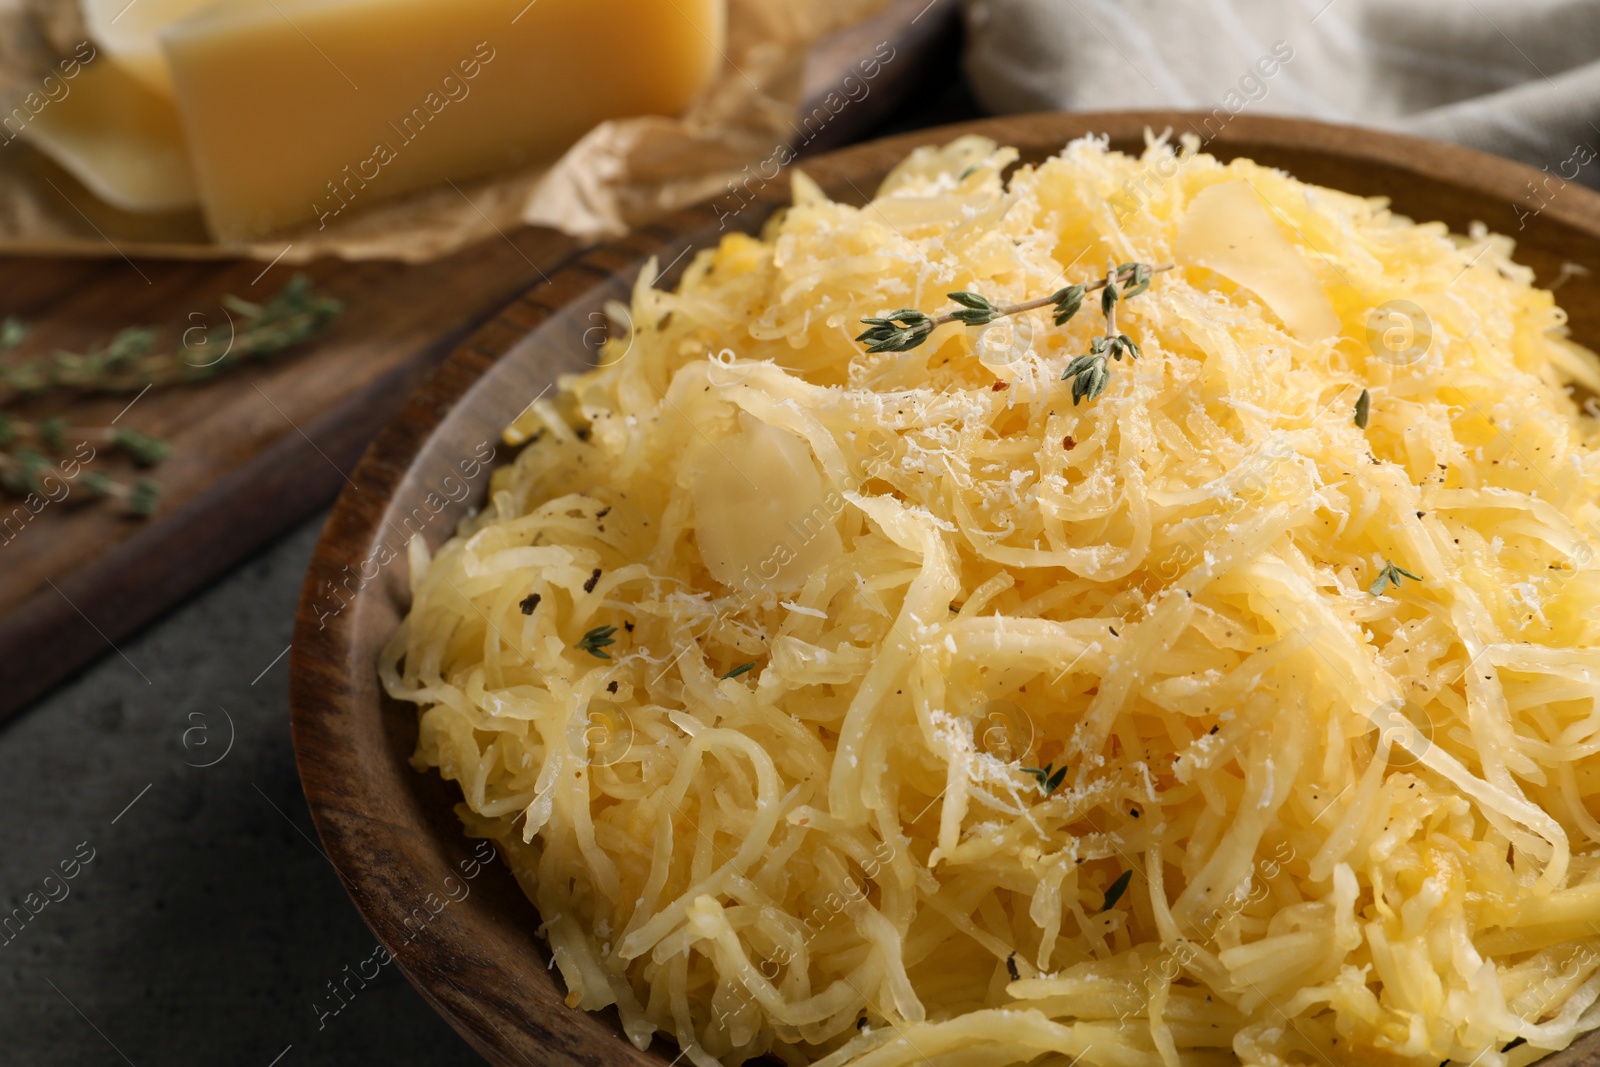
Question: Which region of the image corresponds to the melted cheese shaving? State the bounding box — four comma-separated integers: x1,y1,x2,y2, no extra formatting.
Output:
382,133,1600,1067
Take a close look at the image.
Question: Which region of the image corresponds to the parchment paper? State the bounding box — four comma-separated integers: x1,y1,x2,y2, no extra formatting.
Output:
0,0,882,262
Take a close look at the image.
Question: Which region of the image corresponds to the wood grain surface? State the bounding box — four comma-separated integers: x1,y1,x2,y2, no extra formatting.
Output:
0,0,962,721
289,111,1600,1066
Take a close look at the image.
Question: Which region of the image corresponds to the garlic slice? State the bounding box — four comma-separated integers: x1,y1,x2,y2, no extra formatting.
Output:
689,414,842,594
1177,180,1341,344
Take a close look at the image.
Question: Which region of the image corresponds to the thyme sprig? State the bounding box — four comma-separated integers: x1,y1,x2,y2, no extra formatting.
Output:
0,416,170,466
0,276,341,520
0,274,342,405
856,262,1170,404
1062,261,1151,405
1368,559,1422,597
0,450,159,516
0,416,169,516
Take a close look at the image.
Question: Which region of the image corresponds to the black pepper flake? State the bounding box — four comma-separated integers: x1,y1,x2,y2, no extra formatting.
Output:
606,680,619,694
584,568,602,593
1108,626,1119,637
1005,952,1020,981
1209,725,1219,735
596,507,611,519
623,621,634,632
1416,511,1425,519
519,593,541,615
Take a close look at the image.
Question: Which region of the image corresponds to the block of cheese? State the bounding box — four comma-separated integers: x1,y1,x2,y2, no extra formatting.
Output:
20,56,198,213
161,0,726,242
81,0,216,97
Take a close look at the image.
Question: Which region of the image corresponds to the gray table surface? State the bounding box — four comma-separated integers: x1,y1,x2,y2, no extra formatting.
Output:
0,66,983,1066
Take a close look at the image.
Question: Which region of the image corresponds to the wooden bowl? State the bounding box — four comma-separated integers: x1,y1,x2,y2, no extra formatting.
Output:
289,112,1600,1067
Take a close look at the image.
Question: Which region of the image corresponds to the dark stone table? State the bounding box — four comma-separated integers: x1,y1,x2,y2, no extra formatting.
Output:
1,515,483,1065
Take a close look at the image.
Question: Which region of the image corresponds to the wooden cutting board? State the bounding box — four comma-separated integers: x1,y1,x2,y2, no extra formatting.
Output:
0,0,961,720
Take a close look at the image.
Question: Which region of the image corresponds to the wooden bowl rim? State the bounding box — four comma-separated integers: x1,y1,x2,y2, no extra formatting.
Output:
289,110,1600,1067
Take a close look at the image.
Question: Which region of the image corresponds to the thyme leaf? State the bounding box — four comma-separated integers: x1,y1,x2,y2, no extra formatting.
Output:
577,624,619,659
1020,761,1068,796
1101,869,1134,912
1368,559,1422,597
